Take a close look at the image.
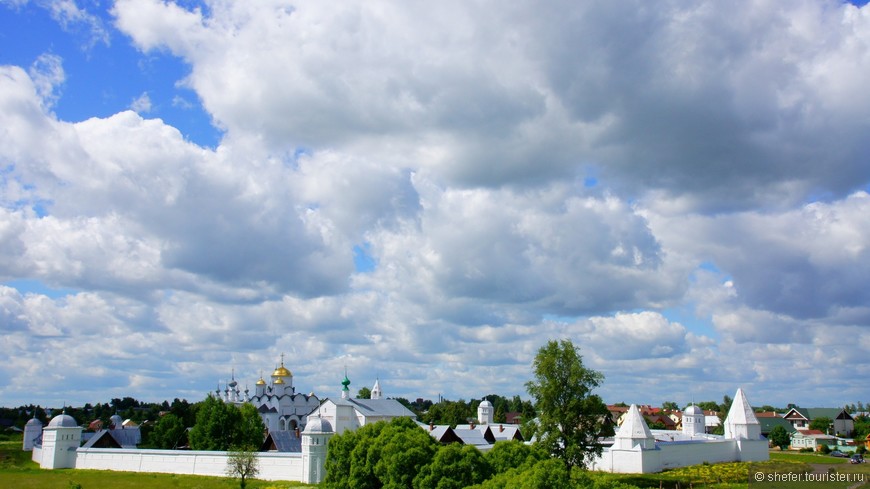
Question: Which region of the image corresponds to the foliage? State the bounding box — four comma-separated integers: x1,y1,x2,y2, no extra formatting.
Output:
768,425,791,450
146,413,187,449
188,396,264,451
809,416,833,433
414,443,491,489
358,387,372,399
525,339,608,470
325,417,438,489
485,440,546,474
662,401,679,411
419,399,473,427
226,445,260,489
853,415,869,441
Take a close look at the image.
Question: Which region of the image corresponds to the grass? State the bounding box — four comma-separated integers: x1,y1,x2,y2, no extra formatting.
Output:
769,450,850,465
0,438,312,489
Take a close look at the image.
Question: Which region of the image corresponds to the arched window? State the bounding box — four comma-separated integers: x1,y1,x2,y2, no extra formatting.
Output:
279,418,286,431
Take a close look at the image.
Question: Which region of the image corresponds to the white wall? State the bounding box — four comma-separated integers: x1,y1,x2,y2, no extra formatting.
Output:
75,448,304,482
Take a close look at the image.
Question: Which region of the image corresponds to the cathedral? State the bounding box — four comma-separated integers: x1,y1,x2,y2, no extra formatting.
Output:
218,355,321,432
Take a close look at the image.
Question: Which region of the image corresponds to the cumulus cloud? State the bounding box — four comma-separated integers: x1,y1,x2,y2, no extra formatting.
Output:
1,0,869,407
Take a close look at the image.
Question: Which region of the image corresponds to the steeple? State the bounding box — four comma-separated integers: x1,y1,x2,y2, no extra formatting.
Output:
614,404,655,450
341,370,351,399
724,388,761,440
371,378,382,400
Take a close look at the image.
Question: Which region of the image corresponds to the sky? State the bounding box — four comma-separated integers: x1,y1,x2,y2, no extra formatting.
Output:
1,0,869,411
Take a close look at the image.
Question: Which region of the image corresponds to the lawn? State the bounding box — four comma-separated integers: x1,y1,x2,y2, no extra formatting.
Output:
0,439,311,489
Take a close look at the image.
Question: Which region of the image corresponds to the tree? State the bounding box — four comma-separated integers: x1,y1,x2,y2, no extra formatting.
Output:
413,443,492,489
226,445,259,489
357,387,372,399
809,416,833,434
188,396,264,451
485,440,546,474
148,413,187,449
662,401,679,411
525,339,608,470
768,425,791,450
237,403,266,448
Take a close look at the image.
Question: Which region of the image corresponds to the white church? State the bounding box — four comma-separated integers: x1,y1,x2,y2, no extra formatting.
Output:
218,355,321,433
590,388,769,473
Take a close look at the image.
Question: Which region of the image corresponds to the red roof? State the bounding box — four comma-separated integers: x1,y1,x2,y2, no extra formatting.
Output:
755,411,779,418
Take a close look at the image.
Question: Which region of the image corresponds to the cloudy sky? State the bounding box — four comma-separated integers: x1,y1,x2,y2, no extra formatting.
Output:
1,0,869,411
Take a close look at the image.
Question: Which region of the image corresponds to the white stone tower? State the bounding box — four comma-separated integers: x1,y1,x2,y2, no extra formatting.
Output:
682,404,705,437
724,388,761,440
40,411,81,469
302,415,334,484
613,404,655,450
478,400,494,425
23,416,42,451
371,378,383,400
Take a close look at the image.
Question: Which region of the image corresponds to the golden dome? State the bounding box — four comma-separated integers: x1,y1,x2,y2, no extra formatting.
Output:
256,378,266,386
273,377,285,385
272,365,292,377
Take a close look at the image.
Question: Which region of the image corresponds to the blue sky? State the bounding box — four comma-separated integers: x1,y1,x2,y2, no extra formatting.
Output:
1,0,869,411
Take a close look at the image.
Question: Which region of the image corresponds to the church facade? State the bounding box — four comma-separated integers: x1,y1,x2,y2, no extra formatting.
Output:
219,356,321,433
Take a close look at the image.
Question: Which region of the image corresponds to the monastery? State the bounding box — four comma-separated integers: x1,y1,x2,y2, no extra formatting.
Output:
591,388,769,472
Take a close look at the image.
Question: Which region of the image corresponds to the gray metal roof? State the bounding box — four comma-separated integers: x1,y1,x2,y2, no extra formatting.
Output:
349,398,416,418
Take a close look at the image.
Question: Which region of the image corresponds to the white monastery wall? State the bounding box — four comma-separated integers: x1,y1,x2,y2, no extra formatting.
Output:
657,441,738,470
74,448,303,481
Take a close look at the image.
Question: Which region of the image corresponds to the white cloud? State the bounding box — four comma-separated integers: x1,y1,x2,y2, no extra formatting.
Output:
130,92,152,113
1,1,869,407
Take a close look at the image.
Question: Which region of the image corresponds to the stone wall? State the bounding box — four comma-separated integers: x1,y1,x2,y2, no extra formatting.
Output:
74,448,304,481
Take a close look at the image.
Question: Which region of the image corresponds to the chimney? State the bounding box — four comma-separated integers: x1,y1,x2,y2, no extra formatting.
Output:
295,427,301,438
470,421,475,429
499,424,504,433
429,422,434,431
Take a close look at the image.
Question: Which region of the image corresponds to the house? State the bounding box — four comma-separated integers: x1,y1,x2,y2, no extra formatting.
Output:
756,413,795,438
790,429,836,451
782,407,854,436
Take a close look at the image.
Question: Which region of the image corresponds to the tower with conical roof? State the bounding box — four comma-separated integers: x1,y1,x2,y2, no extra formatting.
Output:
370,378,382,400
613,404,656,450
724,388,761,440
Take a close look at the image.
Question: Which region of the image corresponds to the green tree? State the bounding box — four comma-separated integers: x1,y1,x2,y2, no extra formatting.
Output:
768,425,791,450
188,396,263,451
525,339,608,470
414,443,492,489
148,413,187,449
662,401,679,411
485,440,546,474
358,387,372,399
809,416,833,433
226,445,259,489
237,403,266,448
325,417,438,489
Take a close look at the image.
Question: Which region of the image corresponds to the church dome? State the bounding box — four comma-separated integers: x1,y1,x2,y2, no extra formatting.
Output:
26,417,43,427
303,416,333,434
48,413,78,428
684,405,704,416
272,365,292,377
256,378,266,385
110,414,123,428
273,377,285,385
479,400,493,408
